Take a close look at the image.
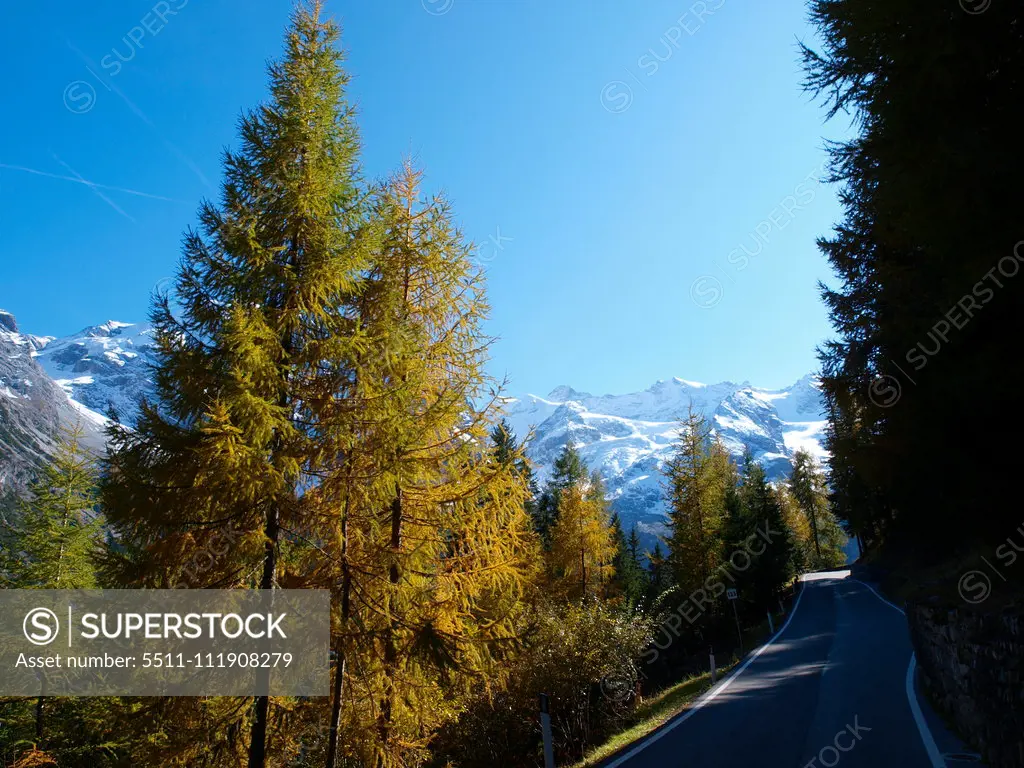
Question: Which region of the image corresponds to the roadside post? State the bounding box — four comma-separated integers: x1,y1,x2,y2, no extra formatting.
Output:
709,646,717,684
539,693,555,768
767,609,775,634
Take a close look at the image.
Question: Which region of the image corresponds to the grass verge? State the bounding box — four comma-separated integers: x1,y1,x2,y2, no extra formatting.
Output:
569,615,781,767
567,662,738,768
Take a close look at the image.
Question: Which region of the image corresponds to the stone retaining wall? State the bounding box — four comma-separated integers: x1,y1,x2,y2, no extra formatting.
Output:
907,600,1024,767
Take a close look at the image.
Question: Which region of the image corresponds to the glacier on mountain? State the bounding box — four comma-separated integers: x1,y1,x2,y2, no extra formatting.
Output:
31,320,156,423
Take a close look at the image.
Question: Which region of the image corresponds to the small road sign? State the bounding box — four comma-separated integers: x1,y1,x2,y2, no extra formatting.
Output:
726,589,743,653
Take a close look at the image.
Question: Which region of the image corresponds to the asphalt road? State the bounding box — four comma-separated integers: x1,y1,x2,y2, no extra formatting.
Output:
604,572,970,768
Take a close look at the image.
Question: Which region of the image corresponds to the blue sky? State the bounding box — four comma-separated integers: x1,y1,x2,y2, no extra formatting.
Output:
0,0,848,397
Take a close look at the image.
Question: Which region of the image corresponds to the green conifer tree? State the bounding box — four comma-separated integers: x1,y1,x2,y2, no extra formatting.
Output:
738,455,795,613
805,0,1024,551
100,4,372,765
663,408,732,596
534,442,587,548
320,162,540,767
609,511,626,587
788,450,825,562
775,484,810,575
2,423,102,589
0,423,105,755
623,526,649,609
643,543,672,608
490,419,538,520
787,450,847,570
548,480,615,602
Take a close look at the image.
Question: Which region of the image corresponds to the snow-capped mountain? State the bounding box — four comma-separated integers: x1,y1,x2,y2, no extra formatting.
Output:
2,314,827,545
30,320,157,422
502,376,827,542
0,311,107,500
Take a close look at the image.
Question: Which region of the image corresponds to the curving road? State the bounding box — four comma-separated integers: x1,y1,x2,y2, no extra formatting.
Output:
602,572,975,768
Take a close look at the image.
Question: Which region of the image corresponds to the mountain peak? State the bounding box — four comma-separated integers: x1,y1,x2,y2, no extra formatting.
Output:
547,384,591,402
18,315,829,552
81,320,135,337
0,310,17,333
503,372,827,549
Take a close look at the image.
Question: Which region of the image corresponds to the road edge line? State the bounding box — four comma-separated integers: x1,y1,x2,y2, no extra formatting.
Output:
852,578,946,768
851,578,905,615
905,654,947,768
601,578,808,768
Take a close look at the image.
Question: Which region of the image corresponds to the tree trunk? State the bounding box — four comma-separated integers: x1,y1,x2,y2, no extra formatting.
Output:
377,491,403,765
35,694,44,741
579,511,587,601
326,494,352,768
248,501,279,768
249,260,296,767
809,504,821,562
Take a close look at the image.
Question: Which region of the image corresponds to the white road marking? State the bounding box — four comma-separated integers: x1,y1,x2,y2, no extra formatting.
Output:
852,578,905,615
600,575,948,768
906,655,947,768
852,578,946,768
602,580,809,768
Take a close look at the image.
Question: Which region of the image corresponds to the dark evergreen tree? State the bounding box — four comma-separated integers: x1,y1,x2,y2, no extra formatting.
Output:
609,513,646,607
738,455,795,614
719,458,756,607
491,419,538,520
804,0,1024,553
610,511,626,576
615,526,648,609
644,543,673,608
534,442,587,548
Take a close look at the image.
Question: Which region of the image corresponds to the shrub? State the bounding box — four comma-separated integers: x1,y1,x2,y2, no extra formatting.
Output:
431,600,654,767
